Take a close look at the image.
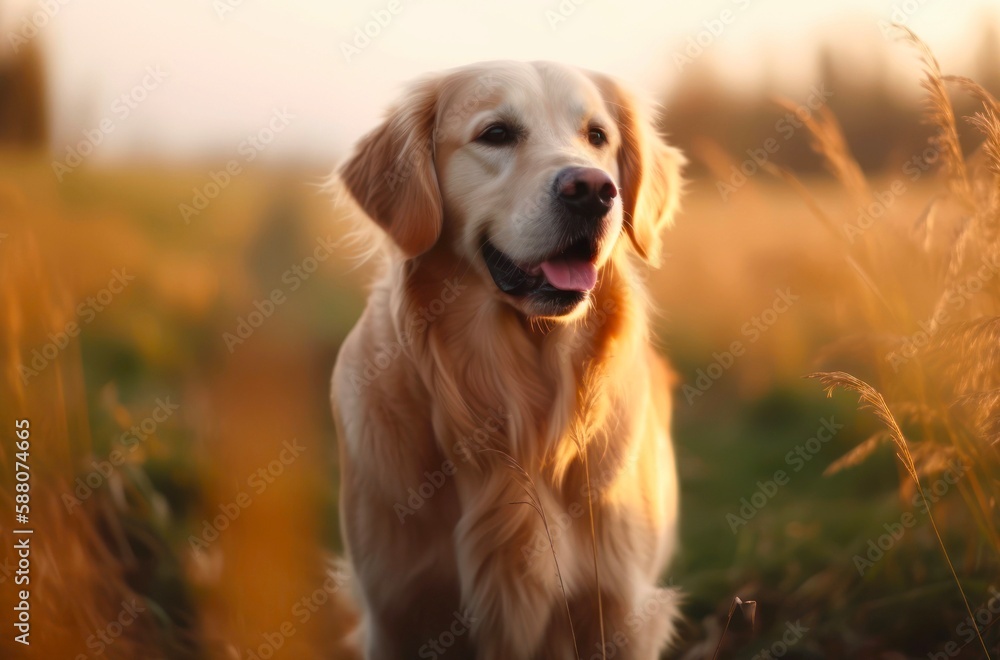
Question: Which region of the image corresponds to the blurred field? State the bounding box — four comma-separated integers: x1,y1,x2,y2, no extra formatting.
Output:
1,134,997,657
2,16,1000,657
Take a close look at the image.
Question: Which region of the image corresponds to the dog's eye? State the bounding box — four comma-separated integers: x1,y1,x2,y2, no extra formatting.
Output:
588,127,608,147
477,124,516,146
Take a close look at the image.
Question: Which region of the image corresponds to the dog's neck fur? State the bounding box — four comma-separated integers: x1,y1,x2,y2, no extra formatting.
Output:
391,244,651,482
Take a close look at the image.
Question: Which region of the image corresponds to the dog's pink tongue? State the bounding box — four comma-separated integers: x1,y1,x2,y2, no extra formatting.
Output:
539,259,598,292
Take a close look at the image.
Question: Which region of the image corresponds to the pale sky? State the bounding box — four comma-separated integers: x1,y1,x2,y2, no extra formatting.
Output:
2,0,998,163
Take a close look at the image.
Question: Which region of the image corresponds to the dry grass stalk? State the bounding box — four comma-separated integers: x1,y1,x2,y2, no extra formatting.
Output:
779,27,1000,557
823,430,892,476
954,388,1000,447
711,596,757,660
482,447,581,658
572,364,610,658
967,107,1000,180
895,25,973,206
810,372,991,659
764,162,898,321
0,231,172,659
773,100,871,206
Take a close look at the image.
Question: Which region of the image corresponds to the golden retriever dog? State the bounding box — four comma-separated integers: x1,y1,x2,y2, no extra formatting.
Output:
333,60,685,659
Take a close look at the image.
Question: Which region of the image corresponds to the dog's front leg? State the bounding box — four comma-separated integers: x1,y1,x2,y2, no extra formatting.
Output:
453,470,564,659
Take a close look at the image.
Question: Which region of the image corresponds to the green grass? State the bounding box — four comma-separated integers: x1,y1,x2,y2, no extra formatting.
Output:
10,156,997,657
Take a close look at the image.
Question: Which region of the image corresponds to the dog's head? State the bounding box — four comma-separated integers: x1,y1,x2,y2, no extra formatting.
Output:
339,61,684,319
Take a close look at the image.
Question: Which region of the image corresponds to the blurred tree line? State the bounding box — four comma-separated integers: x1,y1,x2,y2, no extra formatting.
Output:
2,14,998,175
661,23,1000,175
0,38,48,147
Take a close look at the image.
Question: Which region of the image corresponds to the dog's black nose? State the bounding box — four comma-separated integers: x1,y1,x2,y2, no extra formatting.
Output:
554,167,617,216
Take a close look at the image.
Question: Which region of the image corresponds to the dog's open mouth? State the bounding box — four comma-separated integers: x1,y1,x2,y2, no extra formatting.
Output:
482,237,598,299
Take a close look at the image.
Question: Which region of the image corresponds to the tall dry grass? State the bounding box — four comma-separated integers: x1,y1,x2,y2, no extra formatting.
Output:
777,25,1000,659
0,159,359,658
0,196,179,659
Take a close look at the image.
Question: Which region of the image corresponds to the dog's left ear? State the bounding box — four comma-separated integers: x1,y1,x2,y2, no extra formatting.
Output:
588,72,686,266
338,77,443,258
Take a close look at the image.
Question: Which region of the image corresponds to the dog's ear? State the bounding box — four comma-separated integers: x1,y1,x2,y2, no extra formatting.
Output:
339,77,443,258
588,72,685,266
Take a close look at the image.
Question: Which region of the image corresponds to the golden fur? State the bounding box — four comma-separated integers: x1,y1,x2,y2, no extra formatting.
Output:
333,61,685,659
